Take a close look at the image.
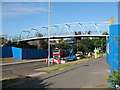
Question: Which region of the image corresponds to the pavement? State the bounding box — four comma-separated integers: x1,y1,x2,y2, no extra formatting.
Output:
0,58,47,66
14,56,111,88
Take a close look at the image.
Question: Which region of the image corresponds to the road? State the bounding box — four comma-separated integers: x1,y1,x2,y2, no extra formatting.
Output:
14,56,110,88
2,60,48,79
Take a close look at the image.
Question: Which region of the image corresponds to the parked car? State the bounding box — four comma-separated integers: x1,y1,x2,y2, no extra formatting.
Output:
75,51,84,57
85,52,88,55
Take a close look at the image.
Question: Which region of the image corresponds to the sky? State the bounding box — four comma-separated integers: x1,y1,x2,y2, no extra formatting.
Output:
2,2,118,38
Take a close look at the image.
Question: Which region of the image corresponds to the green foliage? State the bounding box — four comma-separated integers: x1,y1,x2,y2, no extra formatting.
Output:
6,40,18,47
102,32,109,35
55,40,70,50
91,38,106,52
39,40,48,49
7,40,12,46
107,70,120,87
92,39,101,48
74,38,96,53
55,38,106,53
36,32,43,37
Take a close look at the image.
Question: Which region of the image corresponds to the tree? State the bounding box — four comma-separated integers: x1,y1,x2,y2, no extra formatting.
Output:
91,37,106,52
36,32,43,37
55,40,70,50
102,32,109,35
55,37,107,54
92,38,101,48
73,38,95,54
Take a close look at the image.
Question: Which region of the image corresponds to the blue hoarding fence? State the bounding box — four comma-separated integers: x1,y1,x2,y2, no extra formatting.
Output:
22,48,52,59
106,24,120,87
0,46,53,60
12,47,22,60
0,46,12,58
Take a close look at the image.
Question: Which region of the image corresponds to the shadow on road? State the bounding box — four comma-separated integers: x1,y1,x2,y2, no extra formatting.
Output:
2,59,90,88
2,76,54,88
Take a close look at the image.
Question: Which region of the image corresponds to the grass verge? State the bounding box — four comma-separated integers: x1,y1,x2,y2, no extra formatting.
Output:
35,57,94,73
1,57,47,63
1,57,23,63
1,76,19,81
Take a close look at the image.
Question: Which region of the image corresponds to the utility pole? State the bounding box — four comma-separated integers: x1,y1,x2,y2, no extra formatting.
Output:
48,0,50,66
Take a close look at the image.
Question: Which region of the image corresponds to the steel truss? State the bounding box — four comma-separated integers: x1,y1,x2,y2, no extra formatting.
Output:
9,22,109,41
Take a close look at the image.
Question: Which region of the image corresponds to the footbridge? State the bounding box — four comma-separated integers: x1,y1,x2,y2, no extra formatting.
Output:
10,21,109,42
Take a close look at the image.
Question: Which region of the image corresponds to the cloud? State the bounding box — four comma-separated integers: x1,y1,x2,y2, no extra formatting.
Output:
2,3,48,18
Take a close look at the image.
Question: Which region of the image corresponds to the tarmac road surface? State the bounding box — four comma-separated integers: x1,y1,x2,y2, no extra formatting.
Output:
14,56,110,88
2,60,48,79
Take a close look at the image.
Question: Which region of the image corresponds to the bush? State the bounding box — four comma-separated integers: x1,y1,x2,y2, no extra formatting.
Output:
107,70,120,88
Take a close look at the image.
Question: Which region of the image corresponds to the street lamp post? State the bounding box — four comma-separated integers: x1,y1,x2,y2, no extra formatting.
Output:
48,0,50,66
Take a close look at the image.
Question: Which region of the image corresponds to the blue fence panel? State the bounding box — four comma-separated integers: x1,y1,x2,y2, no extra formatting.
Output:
41,49,47,58
0,46,12,58
109,25,120,71
22,49,53,59
107,24,120,87
0,47,1,58
0,46,53,60
12,47,22,59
